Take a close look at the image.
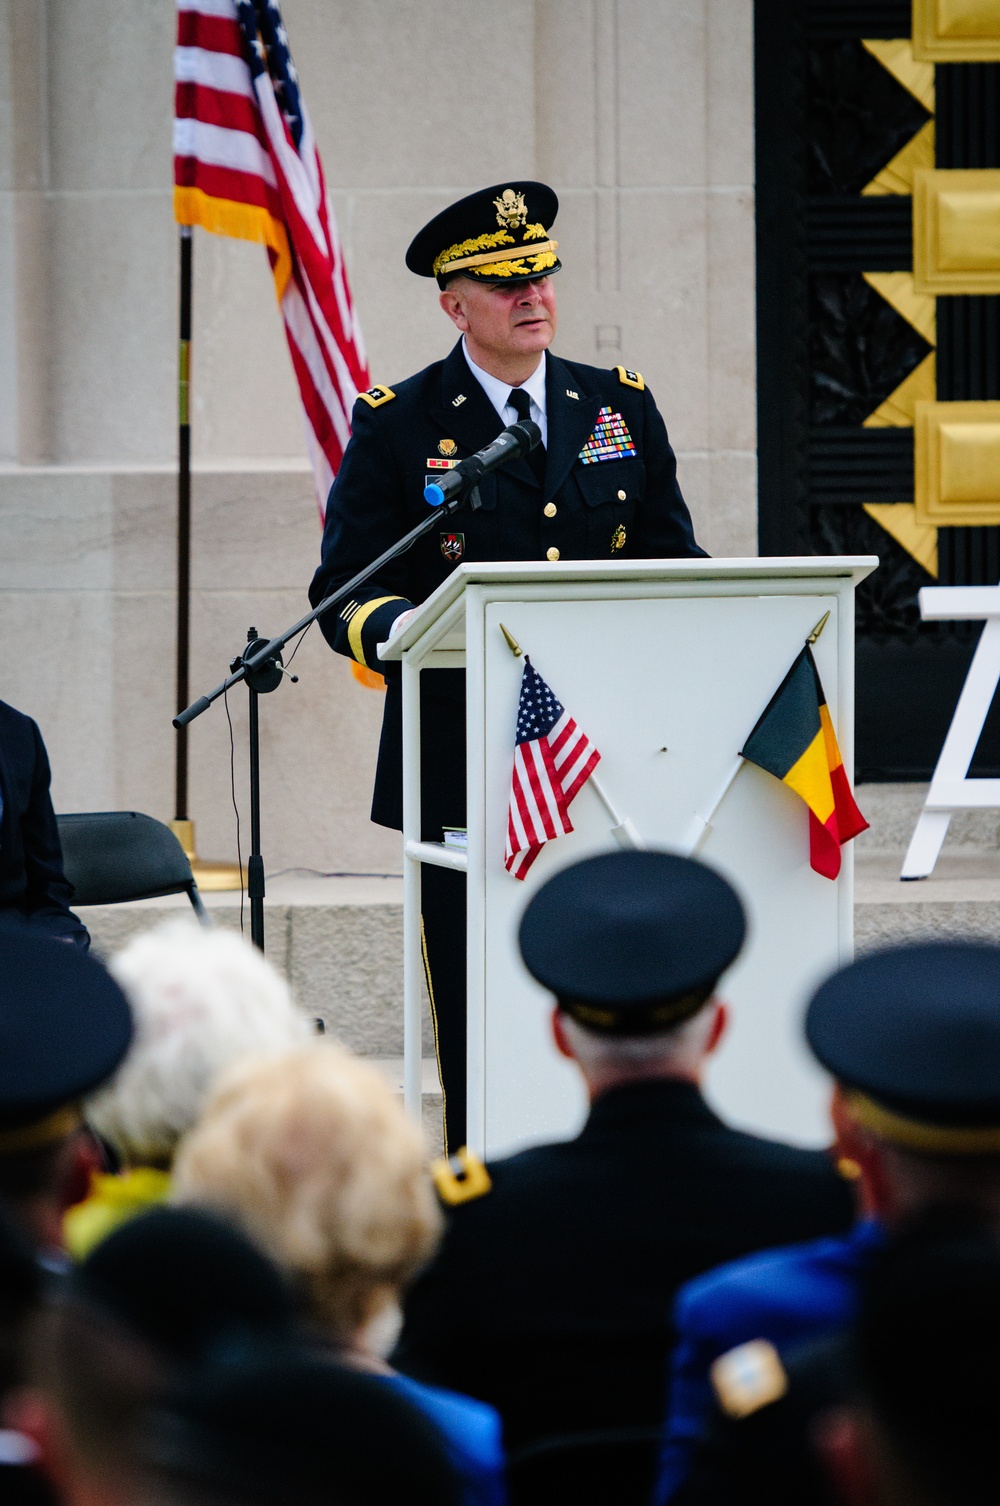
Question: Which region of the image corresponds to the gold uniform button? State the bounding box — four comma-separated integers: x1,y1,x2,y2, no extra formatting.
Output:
546,546,560,562
544,502,557,518
617,489,627,502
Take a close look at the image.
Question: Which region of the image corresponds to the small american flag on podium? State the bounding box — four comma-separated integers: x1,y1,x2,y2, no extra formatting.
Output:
505,659,601,879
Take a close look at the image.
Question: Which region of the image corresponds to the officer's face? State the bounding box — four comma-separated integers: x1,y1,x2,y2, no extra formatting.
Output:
439,276,558,373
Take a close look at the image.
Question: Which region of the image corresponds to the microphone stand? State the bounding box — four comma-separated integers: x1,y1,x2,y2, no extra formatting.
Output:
174,483,484,952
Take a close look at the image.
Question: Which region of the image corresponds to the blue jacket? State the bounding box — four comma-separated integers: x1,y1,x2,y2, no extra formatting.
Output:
655,1219,883,1503
387,1372,506,1506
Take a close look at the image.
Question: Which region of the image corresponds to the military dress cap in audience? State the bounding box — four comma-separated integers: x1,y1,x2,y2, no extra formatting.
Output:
395,851,853,1459
66,920,311,1259
820,1211,1000,1506
14,1206,301,1506
140,1343,463,1506
0,699,89,949
0,926,132,1257
171,1042,506,1506
657,938,1000,1506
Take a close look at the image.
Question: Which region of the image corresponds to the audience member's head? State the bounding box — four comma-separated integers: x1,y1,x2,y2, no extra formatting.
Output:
171,1043,442,1353
0,927,132,1252
518,850,746,1100
138,1344,462,1506
85,921,310,1171
807,941,1000,1227
16,1207,297,1506
820,1210,1000,1506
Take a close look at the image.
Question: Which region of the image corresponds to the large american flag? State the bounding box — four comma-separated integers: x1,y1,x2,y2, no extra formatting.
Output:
173,0,369,515
505,659,601,880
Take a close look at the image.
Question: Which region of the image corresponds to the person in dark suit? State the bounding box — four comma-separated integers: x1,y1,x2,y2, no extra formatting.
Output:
0,699,88,948
309,181,705,1151
393,851,854,1454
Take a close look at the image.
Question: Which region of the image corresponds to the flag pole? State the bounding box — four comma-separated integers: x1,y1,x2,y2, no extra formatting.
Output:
169,225,243,890
497,624,643,849
175,225,193,825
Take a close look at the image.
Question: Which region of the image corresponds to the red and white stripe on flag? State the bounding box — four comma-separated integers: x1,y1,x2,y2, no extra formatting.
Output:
505,708,601,880
173,0,369,516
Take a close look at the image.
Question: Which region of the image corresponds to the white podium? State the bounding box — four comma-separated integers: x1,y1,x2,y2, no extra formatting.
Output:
380,556,876,1158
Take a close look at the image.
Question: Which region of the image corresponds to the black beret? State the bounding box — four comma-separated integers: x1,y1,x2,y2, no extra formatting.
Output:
71,1207,296,1365
518,850,746,1034
0,925,132,1138
406,181,561,285
143,1346,461,1506
806,940,1000,1150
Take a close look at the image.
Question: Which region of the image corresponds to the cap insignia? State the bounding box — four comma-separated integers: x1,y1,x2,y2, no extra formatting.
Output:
494,187,528,229
711,1340,788,1420
438,438,458,457
431,1146,492,1206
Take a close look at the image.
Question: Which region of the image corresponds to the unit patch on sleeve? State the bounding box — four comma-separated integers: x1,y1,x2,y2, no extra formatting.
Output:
616,366,645,391
357,384,396,408
579,408,637,464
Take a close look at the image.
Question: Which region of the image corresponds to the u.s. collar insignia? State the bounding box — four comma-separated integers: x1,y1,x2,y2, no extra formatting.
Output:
611,524,627,553
438,438,457,457
452,394,467,407
494,188,528,229
440,531,465,563
566,389,579,400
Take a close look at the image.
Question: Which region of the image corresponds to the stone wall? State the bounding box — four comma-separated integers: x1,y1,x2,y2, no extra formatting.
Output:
0,0,756,869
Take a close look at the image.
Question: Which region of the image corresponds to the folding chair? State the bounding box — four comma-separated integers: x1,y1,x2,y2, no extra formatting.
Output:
56,811,209,924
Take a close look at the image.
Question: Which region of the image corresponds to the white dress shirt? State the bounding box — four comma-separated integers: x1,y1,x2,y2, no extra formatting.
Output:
461,338,549,448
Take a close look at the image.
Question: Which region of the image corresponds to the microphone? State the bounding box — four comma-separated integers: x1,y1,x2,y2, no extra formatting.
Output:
424,420,541,507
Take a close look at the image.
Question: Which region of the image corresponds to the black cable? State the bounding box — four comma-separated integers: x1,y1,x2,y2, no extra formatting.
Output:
223,682,245,934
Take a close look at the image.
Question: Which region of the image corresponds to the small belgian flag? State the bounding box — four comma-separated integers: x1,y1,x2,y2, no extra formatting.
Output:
741,646,868,879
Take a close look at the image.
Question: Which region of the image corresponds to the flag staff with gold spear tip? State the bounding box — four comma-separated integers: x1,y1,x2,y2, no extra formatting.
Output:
682,609,832,855
499,624,643,850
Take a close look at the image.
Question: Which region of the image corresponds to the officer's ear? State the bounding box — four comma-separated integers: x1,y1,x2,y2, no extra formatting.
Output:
551,1006,575,1061
439,281,472,333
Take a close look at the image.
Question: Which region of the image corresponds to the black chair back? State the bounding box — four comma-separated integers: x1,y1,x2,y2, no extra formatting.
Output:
56,811,207,921
507,1426,662,1506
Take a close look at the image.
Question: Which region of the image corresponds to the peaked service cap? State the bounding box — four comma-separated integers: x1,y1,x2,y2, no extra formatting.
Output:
0,924,132,1143
518,849,746,1035
806,940,1000,1154
406,180,561,286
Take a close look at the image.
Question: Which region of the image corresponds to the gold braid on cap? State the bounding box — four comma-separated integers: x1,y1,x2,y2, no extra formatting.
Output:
845,1091,1000,1156
564,984,714,1036
433,230,514,278
0,1106,82,1157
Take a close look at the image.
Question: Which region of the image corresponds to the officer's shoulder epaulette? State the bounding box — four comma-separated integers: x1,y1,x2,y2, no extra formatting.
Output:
709,1339,788,1420
615,365,645,391
357,384,396,409
430,1146,492,1207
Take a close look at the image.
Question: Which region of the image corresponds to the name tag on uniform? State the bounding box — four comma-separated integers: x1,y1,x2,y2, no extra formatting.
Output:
579,408,636,464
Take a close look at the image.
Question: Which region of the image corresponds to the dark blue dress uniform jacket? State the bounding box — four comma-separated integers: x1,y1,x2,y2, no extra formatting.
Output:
394,1081,854,1453
308,341,705,833
0,699,88,947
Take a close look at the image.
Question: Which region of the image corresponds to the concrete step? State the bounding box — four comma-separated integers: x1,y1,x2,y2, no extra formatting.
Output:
856,850,1000,951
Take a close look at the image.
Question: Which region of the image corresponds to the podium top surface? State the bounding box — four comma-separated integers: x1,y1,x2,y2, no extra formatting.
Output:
380,554,878,660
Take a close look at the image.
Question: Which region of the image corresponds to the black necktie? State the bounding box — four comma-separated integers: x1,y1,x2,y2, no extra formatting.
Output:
508,387,545,484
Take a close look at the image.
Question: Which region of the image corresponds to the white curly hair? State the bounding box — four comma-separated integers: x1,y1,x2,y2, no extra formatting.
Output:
85,919,311,1167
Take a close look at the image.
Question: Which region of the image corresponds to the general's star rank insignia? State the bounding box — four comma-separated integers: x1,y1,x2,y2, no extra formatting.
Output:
440,532,465,562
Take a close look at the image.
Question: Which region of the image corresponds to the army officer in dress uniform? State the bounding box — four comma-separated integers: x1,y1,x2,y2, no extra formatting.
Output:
308,181,705,1152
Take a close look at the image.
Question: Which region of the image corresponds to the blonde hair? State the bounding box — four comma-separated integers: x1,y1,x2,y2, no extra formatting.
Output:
171,1044,442,1342
86,920,311,1167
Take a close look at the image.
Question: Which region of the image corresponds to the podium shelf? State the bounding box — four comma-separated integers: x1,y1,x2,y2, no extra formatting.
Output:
403,839,468,874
